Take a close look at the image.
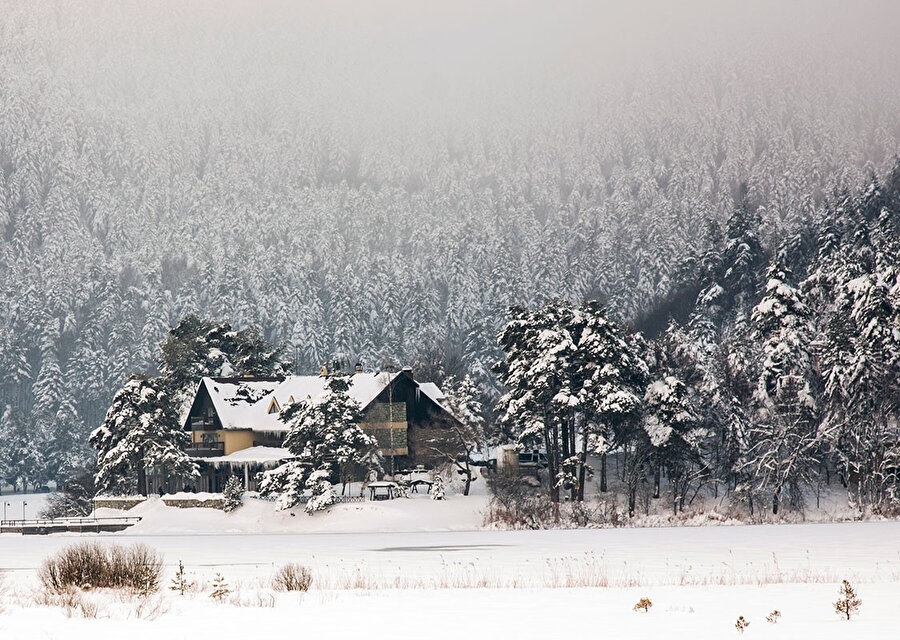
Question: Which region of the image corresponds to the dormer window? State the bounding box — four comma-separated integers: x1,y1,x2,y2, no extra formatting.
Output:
267,398,281,415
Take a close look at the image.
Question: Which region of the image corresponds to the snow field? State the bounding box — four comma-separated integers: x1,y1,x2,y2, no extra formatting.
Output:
1,580,898,639
1,521,898,637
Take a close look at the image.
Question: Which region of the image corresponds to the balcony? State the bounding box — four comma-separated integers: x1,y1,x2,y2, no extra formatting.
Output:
185,441,225,458
190,417,216,429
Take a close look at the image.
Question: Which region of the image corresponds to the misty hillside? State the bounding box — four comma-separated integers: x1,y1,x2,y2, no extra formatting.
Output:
1,1,899,470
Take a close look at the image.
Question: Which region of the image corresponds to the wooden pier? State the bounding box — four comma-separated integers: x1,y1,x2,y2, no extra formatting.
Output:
0,516,141,535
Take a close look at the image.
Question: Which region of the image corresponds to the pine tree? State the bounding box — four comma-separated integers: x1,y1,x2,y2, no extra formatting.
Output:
833,580,861,620
258,376,379,510
431,473,445,500
90,376,198,495
304,470,337,514
222,476,244,512
210,572,230,602
169,560,194,596
742,262,821,514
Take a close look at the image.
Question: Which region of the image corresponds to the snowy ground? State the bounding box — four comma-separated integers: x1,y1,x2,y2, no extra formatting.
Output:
113,492,490,535
1,521,898,638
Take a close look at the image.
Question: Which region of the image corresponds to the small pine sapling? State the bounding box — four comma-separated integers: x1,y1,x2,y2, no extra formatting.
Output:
210,572,230,603
170,560,194,596
734,616,749,633
633,597,653,613
431,474,445,500
834,579,861,620
136,565,156,597
766,610,781,623
222,476,244,512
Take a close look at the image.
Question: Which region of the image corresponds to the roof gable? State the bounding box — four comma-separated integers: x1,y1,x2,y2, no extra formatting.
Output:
189,371,439,433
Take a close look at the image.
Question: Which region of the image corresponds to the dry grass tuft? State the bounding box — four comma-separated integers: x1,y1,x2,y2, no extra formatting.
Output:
38,542,162,594
272,563,313,592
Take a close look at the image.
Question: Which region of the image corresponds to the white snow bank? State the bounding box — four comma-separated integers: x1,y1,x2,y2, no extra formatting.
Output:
119,493,489,535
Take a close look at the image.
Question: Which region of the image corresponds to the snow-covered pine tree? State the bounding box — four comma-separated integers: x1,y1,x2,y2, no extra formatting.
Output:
815,198,900,510
431,473,445,500
258,375,379,510
642,372,704,512
495,300,578,504
90,376,198,496
304,469,337,514
574,300,649,506
741,262,820,514
222,475,244,512
158,315,293,415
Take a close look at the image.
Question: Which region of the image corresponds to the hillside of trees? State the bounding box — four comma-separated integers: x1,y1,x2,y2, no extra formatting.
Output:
0,2,898,494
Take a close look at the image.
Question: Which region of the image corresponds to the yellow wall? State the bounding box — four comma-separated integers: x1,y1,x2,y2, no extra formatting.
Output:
192,429,254,455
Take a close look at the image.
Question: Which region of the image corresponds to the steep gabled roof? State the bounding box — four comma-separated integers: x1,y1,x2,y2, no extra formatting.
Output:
191,372,412,433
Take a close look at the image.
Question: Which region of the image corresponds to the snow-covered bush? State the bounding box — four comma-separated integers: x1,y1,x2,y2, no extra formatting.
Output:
766,610,781,624
431,474,445,500
222,475,244,512
734,616,750,633
272,563,312,592
305,470,337,514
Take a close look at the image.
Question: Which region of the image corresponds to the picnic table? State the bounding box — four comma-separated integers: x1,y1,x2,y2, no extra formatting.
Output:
367,481,397,501
409,479,434,494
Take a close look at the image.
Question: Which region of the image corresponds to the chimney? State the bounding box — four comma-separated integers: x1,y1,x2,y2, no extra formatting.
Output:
354,362,363,375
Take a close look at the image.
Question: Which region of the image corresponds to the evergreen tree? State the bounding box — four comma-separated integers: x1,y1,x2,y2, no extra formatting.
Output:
90,376,198,495
258,376,379,510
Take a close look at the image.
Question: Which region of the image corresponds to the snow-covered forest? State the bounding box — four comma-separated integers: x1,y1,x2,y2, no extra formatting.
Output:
1,1,899,495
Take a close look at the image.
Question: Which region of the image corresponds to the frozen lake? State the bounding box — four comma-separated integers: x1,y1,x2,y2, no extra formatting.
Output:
2,520,898,588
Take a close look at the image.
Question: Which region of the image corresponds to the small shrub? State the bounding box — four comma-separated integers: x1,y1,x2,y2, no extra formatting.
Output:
633,597,652,612
223,476,244,512
38,542,162,594
834,579,861,620
210,572,230,602
735,616,750,633
766,609,781,623
432,474,445,500
272,563,312,592
169,560,195,596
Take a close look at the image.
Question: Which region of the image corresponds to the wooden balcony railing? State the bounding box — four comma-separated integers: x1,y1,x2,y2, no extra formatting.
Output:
185,442,225,457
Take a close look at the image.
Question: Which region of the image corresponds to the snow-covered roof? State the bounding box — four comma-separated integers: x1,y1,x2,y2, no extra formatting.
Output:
204,446,292,465
197,372,435,433
417,382,448,411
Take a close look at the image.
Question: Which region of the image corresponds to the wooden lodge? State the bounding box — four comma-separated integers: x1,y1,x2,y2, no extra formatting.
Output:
181,368,456,492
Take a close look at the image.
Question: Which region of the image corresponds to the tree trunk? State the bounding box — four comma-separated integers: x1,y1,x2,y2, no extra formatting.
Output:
137,463,148,497
653,454,661,499
576,433,588,501
463,459,472,496
550,421,560,504
544,417,559,504
600,452,608,492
